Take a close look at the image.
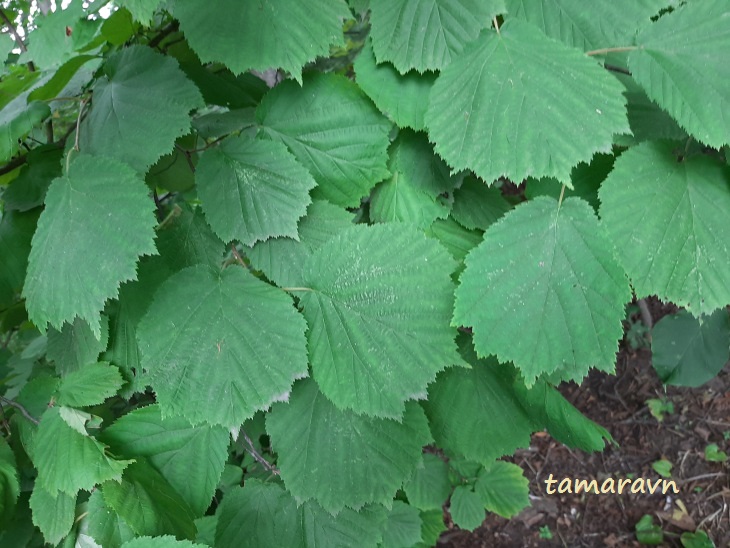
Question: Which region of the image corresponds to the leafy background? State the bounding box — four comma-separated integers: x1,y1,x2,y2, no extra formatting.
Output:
0,0,728,546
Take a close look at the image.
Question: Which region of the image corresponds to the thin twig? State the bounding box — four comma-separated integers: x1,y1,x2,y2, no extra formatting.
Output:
586,46,638,56
0,9,35,71
45,120,53,144
0,396,40,425
174,143,196,173
493,16,500,34
230,244,247,268
74,98,88,152
604,63,632,76
637,298,653,330
240,428,280,475
0,154,28,176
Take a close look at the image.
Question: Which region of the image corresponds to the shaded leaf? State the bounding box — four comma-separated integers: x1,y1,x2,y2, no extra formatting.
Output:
29,484,76,545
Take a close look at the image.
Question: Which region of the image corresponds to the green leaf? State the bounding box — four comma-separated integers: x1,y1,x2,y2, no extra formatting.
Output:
26,2,84,69
449,486,484,531
454,197,631,385
47,316,109,376
629,2,730,148
474,461,529,518
246,200,354,288
266,379,432,513
154,204,226,273
102,460,196,540
29,484,76,545
651,309,730,388
380,501,422,548
79,46,203,173
635,514,664,545
451,177,511,231
257,73,392,207
506,0,668,50
599,141,730,316
423,344,534,465
33,406,132,495
426,20,628,185
2,145,62,212
512,378,613,452
120,536,207,548
102,404,229,517
28,55,99,102
652,459,672,478
354,39,436,131
215,480,387,548
196,136,315,246
680,530,715,548
418,509,446,547
0,209,38,309
23,154,158,337
0,98,50,164
370,130,454,229
369,0,504,72
137,265,308,427
85,490,136,548
172,0,350,81
425,216,482,264
298,224,460,417
0,437,19,525
118,0,161,24
403,453,451,512
56,362,123,407
704,443,727,463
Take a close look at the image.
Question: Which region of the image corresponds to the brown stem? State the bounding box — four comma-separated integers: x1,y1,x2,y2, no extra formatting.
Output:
586,46,638,57
0,396,40,425
240,428,279,476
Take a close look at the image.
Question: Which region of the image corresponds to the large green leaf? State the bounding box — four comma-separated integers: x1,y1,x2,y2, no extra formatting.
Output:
196,136,315,246
454,197,631,384
474,461,529,518
33,407,132,495
426,20,628,185
369,0,504,72
102,460,196,540
629,2,730,148
246,200,354,288
403,454,451,512
172,0,350,81
79,46,203,173
85,490,136,548
599,142,730,316
298,224,461,417
257,74,392,207
448,486,484,531
29,484,76,545
0,209,38,309
102,404,229,517
266,380,432,513
370,130,453,229
651,309,730,388
354,39,436,131
0,437,19,526
137,265,308,428
423,340,533,464
47,316,109,377
55,362,123,407
506,0,668,50
215,480,387,548
25,2,85,69
23,154,157,337
380,501,423,548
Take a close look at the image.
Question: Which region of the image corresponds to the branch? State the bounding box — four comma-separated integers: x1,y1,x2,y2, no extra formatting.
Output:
0,154,28,176
1,8,35,71
0,396,40,425
604,63,632,76
240,428,279,476
586,46,638,56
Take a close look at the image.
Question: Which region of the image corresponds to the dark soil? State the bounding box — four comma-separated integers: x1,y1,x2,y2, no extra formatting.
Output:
440,298,730,547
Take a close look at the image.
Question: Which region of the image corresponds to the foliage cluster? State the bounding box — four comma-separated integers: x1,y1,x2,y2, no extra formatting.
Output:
0,0,729,546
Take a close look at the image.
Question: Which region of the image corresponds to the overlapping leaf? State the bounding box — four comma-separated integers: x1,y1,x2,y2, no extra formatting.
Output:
629,2,730,148
369,0,504,72
246,200,354,288
2,145,62,212
370,131,454,228
0,438,19,526
79,46,203,172
257,74,392,207
173,0,350,81
154,204,225,273
102,405,229,516
29,484,75,545
474,462,529,518
599,142,730,316
33,407,132,495
119,0,162,24
354,40,436,131
506,0,668,50
403,454,451,512
0,209,38,309
266,380,432,513
380,501,423,548
449,487,484,531
215,480,387,548
85,490,136,548
426,20,628,185
0,90,50,164
454,197,631,384
47,316,109,376
137,265,308,427
23,154,157,337
55,362,123,407
196,136,315,246
450,177,511,231
298,224,460,417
